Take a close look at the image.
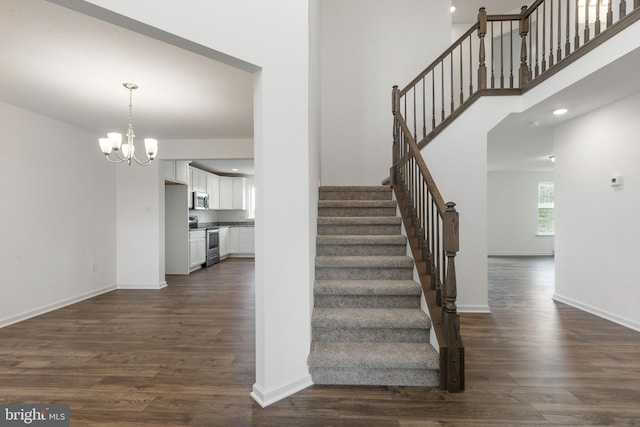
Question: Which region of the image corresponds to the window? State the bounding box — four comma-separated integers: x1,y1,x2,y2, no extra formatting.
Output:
248,185,256,219
537,182,554,235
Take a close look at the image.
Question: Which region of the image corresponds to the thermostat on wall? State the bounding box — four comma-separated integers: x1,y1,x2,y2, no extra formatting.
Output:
611,175,623,187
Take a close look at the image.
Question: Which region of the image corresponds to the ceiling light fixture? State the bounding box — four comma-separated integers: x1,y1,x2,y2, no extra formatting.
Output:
98,83,158,165
450,6,456,13
549,155,555,162
553,108,568,116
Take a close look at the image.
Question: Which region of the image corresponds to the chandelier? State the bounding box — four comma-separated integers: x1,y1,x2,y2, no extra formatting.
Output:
98,83,158,165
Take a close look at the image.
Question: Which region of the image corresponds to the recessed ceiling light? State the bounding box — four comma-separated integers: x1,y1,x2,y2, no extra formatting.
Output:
450,6,456,13
553,108,568,115
549,155,555,162
529,120,541,127
232,168,239,172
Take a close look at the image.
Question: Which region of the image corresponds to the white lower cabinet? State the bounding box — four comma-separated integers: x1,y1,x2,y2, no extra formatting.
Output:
229,227,254,257
189,230,206,270
219,227,230,259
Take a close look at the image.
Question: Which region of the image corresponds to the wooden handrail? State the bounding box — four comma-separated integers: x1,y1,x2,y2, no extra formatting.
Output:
390,0,640,392
399,23,479,96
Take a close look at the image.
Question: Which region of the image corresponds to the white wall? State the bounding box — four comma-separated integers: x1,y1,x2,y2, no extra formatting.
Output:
554,91,640,332
0,101,116,326
76,0,317,407
116,161,166,289
319,0,451,185
420,97,518,313
488,171,555,256
159,138,254,160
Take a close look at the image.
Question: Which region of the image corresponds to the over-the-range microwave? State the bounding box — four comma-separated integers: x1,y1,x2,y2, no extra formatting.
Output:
193,191,209,210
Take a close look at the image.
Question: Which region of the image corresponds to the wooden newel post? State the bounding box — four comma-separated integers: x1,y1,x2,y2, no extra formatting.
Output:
477,7,487,90
443,201,463,392
519,6,531,87
391,85,400,185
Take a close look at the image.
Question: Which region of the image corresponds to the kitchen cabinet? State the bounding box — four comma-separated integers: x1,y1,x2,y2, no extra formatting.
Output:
232,177,247,210
189,229,206,270
219,177,233,209
162,160,190,185
191,168,207,193
175,161,190,184
219,177,246,210
207,174,220,210
219,226,230,259
229,226,254,257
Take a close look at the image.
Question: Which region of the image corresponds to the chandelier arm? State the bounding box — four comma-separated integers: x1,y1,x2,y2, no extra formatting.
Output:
104,154,125,164
131,152,152,166
113,149,128,162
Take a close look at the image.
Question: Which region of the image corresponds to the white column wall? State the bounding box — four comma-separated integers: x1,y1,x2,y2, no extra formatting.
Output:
488,171,555,256
0,101,116,327
116,161,165,289
420,97,519,313
319,0,452,185
78,0,316,407
553,91,640,332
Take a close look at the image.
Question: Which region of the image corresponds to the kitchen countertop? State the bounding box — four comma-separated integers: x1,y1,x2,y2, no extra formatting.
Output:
189,221,254,231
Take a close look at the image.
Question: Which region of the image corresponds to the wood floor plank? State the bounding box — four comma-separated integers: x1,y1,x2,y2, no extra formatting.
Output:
1,257,640,425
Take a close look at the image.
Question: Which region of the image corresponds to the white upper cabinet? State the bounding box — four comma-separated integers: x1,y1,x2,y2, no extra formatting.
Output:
162,160,190,185
219,177,233,209
175,161,190,184
191,168,207,193
219,176,246,210
207,174,220,210
186,166,247,211
232,177,247,210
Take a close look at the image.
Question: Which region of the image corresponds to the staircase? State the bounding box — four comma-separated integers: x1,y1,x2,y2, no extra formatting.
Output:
308,186,439,386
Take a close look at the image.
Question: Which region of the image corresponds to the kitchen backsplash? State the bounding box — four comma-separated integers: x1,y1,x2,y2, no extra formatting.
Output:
188,208,252,223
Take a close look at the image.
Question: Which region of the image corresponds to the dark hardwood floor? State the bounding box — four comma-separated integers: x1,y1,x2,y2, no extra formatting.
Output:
1,257,639,426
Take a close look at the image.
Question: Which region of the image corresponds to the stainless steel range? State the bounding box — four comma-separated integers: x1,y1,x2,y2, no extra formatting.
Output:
206,228,220,267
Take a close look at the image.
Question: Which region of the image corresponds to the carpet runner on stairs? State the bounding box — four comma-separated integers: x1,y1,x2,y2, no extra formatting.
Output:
308,185,439,386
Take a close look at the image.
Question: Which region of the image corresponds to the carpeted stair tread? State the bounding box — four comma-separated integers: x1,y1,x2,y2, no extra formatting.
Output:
320,185,390,193
315,255,413,268
312,308,431,329
319,186,392,201
317,235,407,245
317,216,401,225
314,279,421,296
308,342,439,370
318,200,397,208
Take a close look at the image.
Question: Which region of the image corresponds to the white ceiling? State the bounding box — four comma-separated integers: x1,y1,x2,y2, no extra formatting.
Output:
1,0,638,176
0,0,254,142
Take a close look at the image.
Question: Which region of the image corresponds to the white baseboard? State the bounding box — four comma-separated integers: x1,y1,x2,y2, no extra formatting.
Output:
457,304,491,313
117,281,168,290
553,293,640,333
0,285,116,329
251,374,313,408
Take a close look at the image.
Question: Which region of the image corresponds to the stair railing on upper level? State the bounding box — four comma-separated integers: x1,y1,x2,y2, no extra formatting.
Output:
390,0,640,393
398,0,640,151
